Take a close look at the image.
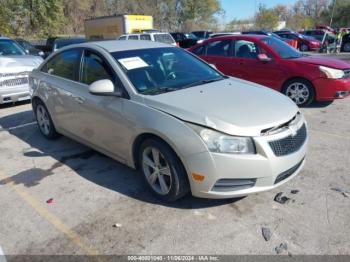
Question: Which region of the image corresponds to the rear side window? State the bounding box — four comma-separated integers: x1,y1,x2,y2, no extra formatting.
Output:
42,49,81,81
128,35,139,40
81,50,113,85
154,34,175,44
206,40,232,57
140,34,151,40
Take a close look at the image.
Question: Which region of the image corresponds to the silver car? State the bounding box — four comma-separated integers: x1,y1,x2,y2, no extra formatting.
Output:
0,37,43,104
29,40,307,202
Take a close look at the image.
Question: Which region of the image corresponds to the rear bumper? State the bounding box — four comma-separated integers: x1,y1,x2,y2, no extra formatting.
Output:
0,84,31,104
313,78,350,101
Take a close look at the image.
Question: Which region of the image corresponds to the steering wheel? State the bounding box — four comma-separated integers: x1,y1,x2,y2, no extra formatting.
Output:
165,71,191,81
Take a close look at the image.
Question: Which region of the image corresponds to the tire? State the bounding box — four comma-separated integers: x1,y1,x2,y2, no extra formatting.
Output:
343,42,350,52
282,78,315,107
33,100,59,139
138,139,190,202
300,44,309,52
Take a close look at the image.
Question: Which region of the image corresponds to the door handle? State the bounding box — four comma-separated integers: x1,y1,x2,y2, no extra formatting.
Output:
73,96,85,104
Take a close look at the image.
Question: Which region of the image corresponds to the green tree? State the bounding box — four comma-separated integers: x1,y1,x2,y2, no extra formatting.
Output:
254,4,279,31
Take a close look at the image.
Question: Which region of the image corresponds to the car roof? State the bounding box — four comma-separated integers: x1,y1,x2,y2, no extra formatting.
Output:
72,40,174,53
206,34,267,41
0,36,11,40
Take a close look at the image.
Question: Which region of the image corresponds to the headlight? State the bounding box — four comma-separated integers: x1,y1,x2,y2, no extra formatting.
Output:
188,123,255,154
320,66,344,79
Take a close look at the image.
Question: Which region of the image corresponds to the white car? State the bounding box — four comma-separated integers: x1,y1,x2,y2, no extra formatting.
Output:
0,37,43,104
118,32,177,46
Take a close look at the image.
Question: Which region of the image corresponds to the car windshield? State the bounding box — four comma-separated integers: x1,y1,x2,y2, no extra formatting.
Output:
0,39,26,56
153,34,175,44
112,47,224,95
261,37,302,59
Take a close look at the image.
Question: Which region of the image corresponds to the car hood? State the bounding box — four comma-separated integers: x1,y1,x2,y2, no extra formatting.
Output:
143,78,299,137
0,55,43,73
294,55,350,69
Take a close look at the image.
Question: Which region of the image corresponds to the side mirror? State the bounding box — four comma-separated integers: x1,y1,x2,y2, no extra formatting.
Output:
257,53,272,62
89,79,122,97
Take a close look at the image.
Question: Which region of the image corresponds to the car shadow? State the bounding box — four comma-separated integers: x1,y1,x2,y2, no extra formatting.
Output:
0,109,241,209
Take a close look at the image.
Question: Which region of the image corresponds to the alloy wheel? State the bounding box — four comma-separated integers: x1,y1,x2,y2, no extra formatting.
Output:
285,82,310,105
142,147,172,195
36,105,51,136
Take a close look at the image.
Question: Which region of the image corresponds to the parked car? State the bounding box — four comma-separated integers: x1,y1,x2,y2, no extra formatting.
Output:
191,31,213,40
29,40,307,201
15,39,45,57
189,35,350,106
118,32,176,46
36,37,86,58
299,29,334,43
274,31,321,51
170,32,198,48
341,33,350,52
0,37,43,104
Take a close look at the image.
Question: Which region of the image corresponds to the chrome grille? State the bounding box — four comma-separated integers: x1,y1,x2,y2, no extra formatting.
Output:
0,77,28,87
269,124,307,157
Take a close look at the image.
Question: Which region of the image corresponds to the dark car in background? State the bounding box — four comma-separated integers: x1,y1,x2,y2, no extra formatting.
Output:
274,31,321,51
191,31,213,40
35,37,86,58
170,32,198,48
15,39,44,57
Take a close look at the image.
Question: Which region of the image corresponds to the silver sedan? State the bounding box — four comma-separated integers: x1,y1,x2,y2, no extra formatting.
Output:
29,40,307,202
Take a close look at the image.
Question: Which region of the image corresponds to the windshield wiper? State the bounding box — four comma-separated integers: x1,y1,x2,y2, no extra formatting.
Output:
141,87,179,95
182,77,224,89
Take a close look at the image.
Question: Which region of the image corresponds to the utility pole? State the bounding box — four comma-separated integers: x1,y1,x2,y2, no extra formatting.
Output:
330,0,337,27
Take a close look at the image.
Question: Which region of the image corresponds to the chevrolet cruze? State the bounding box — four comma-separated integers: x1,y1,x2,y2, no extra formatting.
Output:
29,40,307,202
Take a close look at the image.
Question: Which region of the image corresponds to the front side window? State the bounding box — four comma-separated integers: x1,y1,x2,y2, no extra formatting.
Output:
234,40,259,59
140,34,151,41
192,46,205,55
206,40,232,57
42,49,81,81
81,50,113,85
112,47,224,95
0,40,26,56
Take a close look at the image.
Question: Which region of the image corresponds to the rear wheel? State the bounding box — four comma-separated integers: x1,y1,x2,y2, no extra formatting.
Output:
139,139,190,202
34,100,59,139
343,43,350,52
282,79,315,107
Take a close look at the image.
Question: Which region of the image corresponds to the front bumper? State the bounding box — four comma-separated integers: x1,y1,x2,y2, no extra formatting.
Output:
313,77,350,101
184,121,307,199
0,84,31,104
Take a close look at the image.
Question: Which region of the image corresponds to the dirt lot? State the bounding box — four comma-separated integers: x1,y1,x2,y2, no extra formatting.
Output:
0,55,350,256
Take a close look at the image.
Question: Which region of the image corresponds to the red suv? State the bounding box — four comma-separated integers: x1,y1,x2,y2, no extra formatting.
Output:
188,35,350,106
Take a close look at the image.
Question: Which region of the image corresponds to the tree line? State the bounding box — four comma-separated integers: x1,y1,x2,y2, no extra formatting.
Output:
0,0,222,38
226,0,350,32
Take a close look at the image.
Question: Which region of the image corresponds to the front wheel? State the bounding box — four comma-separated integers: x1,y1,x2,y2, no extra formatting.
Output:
282,79,315,107
139,139,190,202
